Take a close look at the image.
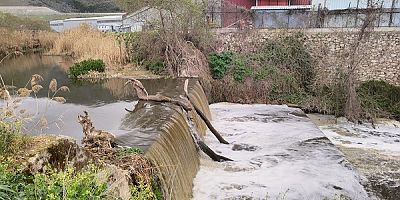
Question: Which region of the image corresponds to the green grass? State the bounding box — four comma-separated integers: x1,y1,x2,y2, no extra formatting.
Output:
0,0,29,6
117,147,144,159
0,11,50,30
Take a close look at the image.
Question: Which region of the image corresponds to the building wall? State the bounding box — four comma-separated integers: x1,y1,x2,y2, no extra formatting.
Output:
123,8,159,32
215,28,400,86
63,19,98,31
254,8,400,28
50,20,64,32
257,0,311,6
226,0,400,10
313,0,400,10
225,0,255,9
258,0,289,6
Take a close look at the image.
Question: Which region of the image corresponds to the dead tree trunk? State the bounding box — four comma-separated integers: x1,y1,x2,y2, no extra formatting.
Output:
344,4,378,122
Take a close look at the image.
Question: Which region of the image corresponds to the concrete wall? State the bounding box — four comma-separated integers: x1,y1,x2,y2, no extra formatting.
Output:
215,27,400,85
123,7,159,31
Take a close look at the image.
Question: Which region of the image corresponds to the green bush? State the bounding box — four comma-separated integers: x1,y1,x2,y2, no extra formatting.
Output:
357,80,400,120
210,34,314,105
232,56,252,82
131,180,163,200
69,59,105,78
27,166,107,200
143,60,164,75
0,121,29,156
208,51,233,79
0,162,109,200
261,33,314,91
117,147,144,159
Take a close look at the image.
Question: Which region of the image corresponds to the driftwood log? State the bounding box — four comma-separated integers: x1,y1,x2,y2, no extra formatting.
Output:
125,78,232,162
78,111,117,154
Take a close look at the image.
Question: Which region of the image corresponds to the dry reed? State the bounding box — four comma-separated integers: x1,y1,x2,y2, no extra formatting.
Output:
0,28,58,55
50,25,127,67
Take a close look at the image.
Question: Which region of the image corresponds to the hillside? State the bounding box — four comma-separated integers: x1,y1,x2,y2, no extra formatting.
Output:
0,0,121,13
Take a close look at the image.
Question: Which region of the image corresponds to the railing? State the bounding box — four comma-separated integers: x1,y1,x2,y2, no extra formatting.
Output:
207,5,400,28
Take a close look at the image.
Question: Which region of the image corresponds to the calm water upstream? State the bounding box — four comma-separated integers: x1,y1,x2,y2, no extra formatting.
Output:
0,54,184,148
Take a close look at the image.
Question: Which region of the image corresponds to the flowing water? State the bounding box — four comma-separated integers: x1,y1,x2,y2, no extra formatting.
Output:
192,104,370,200
0,54,211,199
309,114,400,199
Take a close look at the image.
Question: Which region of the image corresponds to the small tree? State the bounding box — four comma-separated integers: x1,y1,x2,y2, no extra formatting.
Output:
117,0,213,78
342,0,381,122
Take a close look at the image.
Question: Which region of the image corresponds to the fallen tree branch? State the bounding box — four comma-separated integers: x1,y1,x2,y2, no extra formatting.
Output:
184,79,229,144
125,78,232,162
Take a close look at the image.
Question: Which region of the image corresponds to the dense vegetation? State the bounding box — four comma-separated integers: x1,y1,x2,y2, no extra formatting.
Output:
209,34,313,105
69,59,106,78
358,80,400,120
208,34,400,121
0,163,109,200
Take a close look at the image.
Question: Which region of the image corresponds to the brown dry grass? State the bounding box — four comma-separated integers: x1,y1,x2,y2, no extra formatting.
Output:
0,28,57,55
50,25,127,67
211,77,272,104
1,25,129,69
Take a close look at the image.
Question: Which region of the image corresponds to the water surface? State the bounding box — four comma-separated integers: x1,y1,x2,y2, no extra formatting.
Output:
0,54,187,149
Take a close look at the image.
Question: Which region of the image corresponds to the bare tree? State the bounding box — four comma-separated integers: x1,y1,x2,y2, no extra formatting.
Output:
118,0,213,79
344,0,381,122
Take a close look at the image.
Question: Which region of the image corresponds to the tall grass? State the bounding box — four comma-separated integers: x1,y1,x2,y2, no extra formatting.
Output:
51,25,127,66
0,29,57,56
0,12,57,56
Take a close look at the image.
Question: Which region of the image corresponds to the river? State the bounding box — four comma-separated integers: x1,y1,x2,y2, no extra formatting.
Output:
0,54,184,149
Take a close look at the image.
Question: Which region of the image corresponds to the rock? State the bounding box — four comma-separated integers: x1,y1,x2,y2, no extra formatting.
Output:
97,164,132,200
25,135,92,174
232,143,260,151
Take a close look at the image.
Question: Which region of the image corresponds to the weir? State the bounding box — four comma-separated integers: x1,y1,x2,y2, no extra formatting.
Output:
116,79,211,200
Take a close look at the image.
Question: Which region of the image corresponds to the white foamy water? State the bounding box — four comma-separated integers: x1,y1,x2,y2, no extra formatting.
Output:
192,103,369,200
315,116,400,156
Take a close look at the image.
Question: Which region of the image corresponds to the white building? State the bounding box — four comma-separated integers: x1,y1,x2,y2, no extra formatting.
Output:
122,7,160,32
49,20,64,32
97,15,124,32
50,15,124,32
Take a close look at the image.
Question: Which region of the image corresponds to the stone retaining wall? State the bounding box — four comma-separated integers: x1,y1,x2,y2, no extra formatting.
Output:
215,28,400,85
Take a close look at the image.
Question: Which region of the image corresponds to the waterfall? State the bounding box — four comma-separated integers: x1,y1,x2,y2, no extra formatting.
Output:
116,79,211,199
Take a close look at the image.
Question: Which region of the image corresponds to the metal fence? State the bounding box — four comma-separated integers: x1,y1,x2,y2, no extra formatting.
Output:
207,7,400,29
254,8,400,28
